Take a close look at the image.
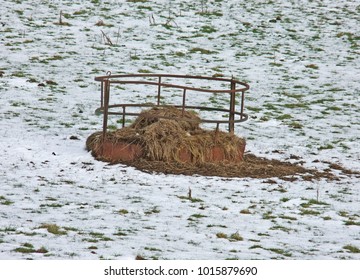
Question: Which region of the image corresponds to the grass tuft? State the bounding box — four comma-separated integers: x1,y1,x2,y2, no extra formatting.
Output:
343,245,360,253
39,224,67,235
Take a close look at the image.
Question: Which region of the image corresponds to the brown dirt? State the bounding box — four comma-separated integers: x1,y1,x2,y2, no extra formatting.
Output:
126,153,343,180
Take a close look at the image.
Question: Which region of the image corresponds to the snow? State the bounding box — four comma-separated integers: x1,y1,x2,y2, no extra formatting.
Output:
0,0,359,260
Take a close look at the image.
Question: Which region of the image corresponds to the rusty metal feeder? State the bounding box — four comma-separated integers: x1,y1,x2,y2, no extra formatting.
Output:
90,73,250,163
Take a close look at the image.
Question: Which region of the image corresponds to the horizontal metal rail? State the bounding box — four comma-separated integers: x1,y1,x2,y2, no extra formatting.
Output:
95,104,248,124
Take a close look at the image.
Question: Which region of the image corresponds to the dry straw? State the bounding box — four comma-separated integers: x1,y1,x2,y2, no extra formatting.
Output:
86,106,245,164
86,107,336,179
130,106,201,131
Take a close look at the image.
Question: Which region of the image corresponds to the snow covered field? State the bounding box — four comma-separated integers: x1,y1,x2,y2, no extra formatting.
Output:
0,0,359,259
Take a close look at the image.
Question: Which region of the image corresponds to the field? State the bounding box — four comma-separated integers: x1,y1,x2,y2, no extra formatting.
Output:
0,0,359,259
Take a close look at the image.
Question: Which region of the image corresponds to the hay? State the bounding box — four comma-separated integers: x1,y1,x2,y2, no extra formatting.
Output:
86,106,344,180
87,106,246,166
141,119,188,162
86,131,102,152
130,154,339,180
130,106,201,131
189,130,245,162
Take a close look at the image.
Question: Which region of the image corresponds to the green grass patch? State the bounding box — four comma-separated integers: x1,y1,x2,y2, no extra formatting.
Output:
300,209,321,215
216,232,228,239
174,51,186,57
269,225,292,233
118,209,129,215
127,0,148,2
283,103,309,109
310,98,336,104
11,71,26,78
240,209,252,214
107,125,117,130
46,55,64,61
14,243,48,254
138,69,152,73
189,47,217,55
325,106,342,111
40,203,63,208
177,195,203,203
207,224,227,228
300,199,329,208
82,238,99,243
229,232,243,242
73,10,87,16
247,106,261,112
328,87,345,92
144,207,160,215
287,121,303,129
305,64,319,69
249,244,263,250
89,232,114,241
344,220,360,226
278,215,297,221
14,247,36,254
318,144,334,150
144,247,161,252
200,25,217,33
268,248,292,257
264,103,280,111
1,227,17,232
343,245,360,253
113,231,128,237
0,196,13,205
262,211,277,220
39,224,67,235
276,114,293,120
189,213,207,220
90,232,104,238
196,11,223,17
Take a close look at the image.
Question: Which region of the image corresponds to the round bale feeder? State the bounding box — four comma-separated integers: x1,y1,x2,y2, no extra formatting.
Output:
87,73,249,166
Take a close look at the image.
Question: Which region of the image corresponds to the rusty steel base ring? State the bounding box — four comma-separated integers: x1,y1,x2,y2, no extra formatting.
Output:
90,139,246,164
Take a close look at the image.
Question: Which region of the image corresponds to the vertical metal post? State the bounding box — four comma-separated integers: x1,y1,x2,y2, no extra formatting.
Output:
100,81,104,108
102,79,110,152
182,88,186,116
122,106,126,128
157,76,161,106
240,90,245,121
229,79,236,133
214,123,220,142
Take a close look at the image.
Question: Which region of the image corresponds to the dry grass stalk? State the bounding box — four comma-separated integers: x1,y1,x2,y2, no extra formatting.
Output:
101,30,113,45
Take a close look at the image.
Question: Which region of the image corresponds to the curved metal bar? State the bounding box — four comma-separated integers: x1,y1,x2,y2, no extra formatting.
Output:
95,72,250,92
95,103,248,124
105,80,247,94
